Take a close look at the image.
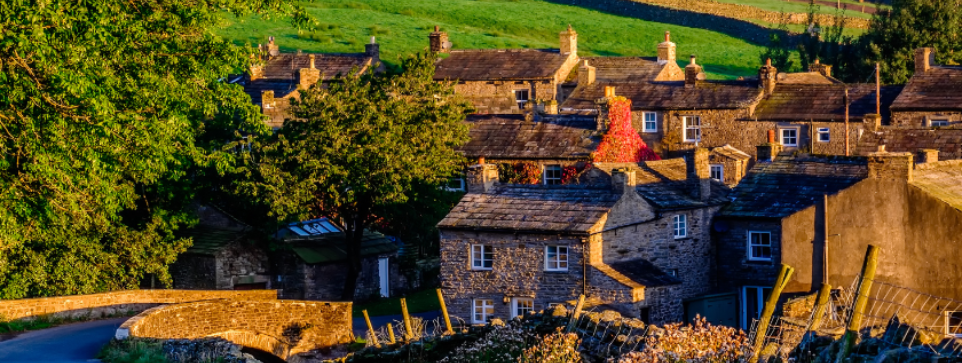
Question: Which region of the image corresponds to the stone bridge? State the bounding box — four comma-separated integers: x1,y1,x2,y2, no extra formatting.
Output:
116,299,353,362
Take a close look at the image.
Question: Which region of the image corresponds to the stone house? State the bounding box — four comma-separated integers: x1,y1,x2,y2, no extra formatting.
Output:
438,149,729,325
271,219,402,301
708,144,751,187
432,26,581,114
856,129,962,161
232,36,382,128
889,48,962,129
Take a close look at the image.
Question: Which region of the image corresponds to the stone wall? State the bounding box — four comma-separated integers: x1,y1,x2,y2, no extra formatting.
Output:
626,0,870,29
273,251,392,302
891,111,962,128
712,218,783,293
171,254,218,290
118,299,353,360
214,242,270,290
0,289,277,321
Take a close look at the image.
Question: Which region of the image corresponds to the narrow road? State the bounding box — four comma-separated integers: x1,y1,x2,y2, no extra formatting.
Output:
0,317,127,363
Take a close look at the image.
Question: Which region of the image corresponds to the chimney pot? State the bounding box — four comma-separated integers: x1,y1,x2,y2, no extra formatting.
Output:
689,55,697,65
604,86,616,98
665,31,670,42
478,156,485,164
766,58,772,67
434,25,439,32
657,30,676,65
309,54,316,69
767,129,776,143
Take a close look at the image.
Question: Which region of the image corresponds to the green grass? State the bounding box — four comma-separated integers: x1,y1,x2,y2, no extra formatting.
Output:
711,0,888,20
352,289,442,317
98,339,173,363
216,0,778,79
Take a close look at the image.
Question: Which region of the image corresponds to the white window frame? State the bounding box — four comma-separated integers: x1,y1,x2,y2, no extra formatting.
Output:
545,246,569,272
543,164,563,185
741,286,772,329
946,311,962,337
683,116,701,142
643,112,658,133
780,128,799,147
710,164,724,182
443,176,466,192
471,244,493,270
747,231,773,262
931,119,950,127
514,89,529,110
473,299,495,324
511,297,534,318
672,214,687,239
817,128,830,143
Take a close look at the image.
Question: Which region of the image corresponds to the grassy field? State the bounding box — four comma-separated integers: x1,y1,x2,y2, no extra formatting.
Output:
712,0,888,20
217,0,779,79
352,288,441,317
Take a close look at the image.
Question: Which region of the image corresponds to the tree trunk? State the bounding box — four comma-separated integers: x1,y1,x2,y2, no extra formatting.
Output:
340,211,367,301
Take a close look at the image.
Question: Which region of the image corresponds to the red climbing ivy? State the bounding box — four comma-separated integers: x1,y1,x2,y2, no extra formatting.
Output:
499,162,542,184
592,97,660,162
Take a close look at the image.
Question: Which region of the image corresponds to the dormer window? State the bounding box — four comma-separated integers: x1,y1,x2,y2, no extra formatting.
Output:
514,90,529,110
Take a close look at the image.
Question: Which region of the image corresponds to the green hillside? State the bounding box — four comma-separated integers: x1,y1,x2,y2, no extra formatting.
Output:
217,0,778,79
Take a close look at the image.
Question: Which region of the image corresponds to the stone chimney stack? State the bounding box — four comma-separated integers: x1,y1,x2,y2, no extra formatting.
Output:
809,58,832,78
685,55,704,88
249,63,264,81
365,36,380,65
756,130,783,162
612,168,638,195
657,31,676,65
868,148,914,182
685,148,711,202
915,47,935,74
299,54,321,89
759,58,778,97
466,160,499,193
261,36,280,58
863,113,882,132
917,149,939,164
429,26,450,53
579,60,596,86
261,90,275,111
544,100,559,115
560,25,578,57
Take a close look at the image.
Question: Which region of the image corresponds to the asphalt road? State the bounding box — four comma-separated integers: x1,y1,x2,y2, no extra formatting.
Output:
0,317,128,363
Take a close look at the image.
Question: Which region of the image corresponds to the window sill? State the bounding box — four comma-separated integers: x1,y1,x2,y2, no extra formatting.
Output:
470,268,493,272
745,259,773,264
544,269,569,273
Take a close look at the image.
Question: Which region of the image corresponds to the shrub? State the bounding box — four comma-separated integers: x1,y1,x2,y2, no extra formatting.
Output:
520,328,582,363
615,316,750,363
439,320,536,363
98,338,172,363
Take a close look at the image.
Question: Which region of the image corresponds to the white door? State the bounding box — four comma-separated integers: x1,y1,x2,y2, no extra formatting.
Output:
378,257,389,298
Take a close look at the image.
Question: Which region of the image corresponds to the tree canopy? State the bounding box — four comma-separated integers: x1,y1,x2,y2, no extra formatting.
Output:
0,0,307,298
861,0,962,83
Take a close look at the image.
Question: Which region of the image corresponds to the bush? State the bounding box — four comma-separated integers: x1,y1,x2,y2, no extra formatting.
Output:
439,320,536,363
520,328,582,363
99,338,172,363
615,316,750,363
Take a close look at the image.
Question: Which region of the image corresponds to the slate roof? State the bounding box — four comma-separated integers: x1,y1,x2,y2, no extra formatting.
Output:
583,57,674,83
891,67,962,111
561,81,762,112
720,153,869,218
606,259,682,287
712,144,752,161
752,84,902,122
437,184,621,233
856,129,962,160
238,53,374,104
459,114,600,160
182,226,251,256
912,161,962,211
285,230,398,264
777,72,841,85
592,160,731,209
434,49,569,81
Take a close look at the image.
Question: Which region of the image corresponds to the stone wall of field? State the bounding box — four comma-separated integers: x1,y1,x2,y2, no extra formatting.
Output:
0,289,277,322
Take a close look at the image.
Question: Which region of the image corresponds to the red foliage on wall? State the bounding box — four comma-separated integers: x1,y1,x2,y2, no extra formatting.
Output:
592,97,660,163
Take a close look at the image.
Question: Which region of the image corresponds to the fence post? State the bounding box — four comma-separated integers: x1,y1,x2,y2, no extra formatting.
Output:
362,310,380,348
837,245,879,363
809,283,833,332
437,288,454,334
400,297,415,342
750,263,795,363
386,322,397,345
566,294,586,333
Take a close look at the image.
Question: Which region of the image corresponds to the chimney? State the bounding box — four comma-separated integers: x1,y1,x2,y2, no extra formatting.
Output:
657,31,676,65
915,47,935,74
579,60,596,86
756,130,783,162
365,36,380,65
611,168,637,195
604,86,616,98
545,99,559,115
466,161,499,193
868,148,914,182
863,113,882,132
429,26,449,53
917,149,939,164
249,64,264,81
685,55,704,88
262,36,280,58
560,25,578,57
261,90,275,111
299,54,321,89
808,58,832,78
759,58,778,97
685,148,711,202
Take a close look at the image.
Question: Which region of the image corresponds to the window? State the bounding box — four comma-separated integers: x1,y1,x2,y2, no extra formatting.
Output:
512,298,534,318
742,286,773,329
545,246,569,271
543,165,563,185
817,128,830,142
710,164,723,182
931,119,949,127
643,112,658,133
747,231,773,261
471,245,493,270
473,299,495,324
668,269,679,277
683,116,701,142
946,311,962,337
673,214,687,239
514,89,529,110
780,128,798,147
444,175,466,192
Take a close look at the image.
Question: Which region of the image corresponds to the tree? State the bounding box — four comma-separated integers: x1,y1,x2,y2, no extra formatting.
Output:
860,0,962,83
0,0,308,298
794,3,866,82
760,14,797,72
241,52,473,300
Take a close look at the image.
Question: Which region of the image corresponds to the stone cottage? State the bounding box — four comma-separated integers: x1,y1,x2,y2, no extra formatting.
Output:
856,129,962,160
233,36,383,128
170,205,270,290
438,149,729,325
432,25,581,114
889,48,962,128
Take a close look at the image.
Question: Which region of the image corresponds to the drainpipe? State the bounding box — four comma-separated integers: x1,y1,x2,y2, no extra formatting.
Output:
581,237,588,297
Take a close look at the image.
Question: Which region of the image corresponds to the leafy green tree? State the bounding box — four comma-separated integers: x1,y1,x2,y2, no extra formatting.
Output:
0,0,308,298
241,52,472,300
760,14,797,72
860,0,962,83
795,4,866,82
